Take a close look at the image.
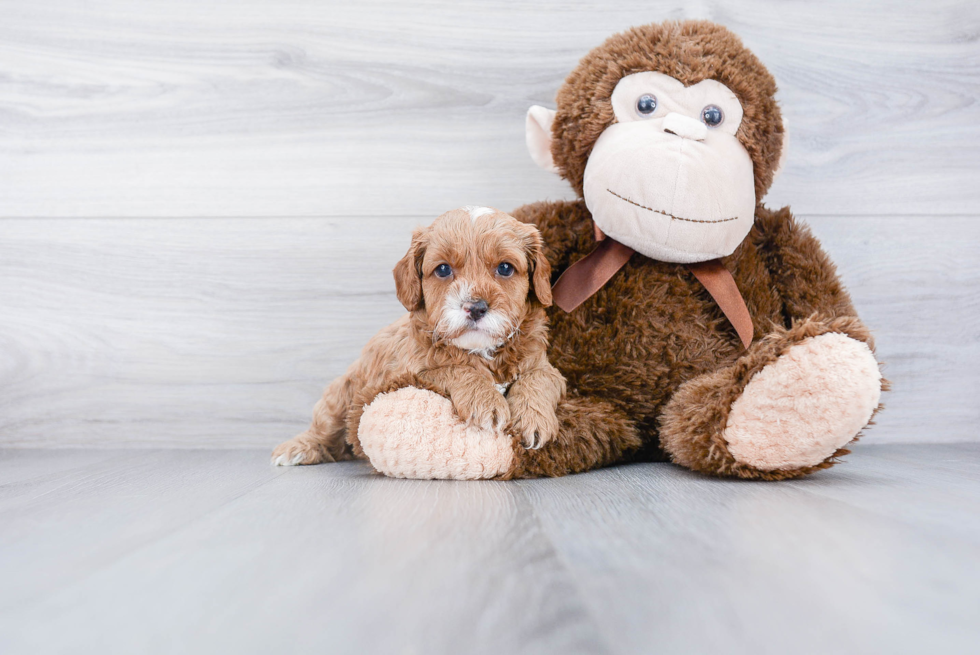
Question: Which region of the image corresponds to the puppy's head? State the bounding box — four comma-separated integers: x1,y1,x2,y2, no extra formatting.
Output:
393,206,552,353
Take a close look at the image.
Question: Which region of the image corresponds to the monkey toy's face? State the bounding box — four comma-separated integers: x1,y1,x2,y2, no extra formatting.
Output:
527,71,761,264
583,72,755,263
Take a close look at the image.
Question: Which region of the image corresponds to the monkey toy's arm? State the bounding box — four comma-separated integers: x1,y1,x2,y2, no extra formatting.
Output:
752,206,869,333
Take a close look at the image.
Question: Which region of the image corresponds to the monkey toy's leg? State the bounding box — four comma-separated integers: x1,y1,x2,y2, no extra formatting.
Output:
351,382,642,479
657,206,884,480
271,373,357,466
501,396,642,479
658,315,884,480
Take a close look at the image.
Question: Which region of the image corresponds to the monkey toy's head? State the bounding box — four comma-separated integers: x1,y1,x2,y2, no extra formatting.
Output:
526,20,786,264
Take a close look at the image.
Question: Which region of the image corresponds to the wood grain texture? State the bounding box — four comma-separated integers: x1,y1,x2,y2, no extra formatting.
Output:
0,214,975,448
0,444,977,654
518,443,980,655
1,0,978,217
0,216,416,448
0,449,608,655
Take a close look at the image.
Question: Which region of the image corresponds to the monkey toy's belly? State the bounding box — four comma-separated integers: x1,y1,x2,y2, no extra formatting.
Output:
544,252,776,452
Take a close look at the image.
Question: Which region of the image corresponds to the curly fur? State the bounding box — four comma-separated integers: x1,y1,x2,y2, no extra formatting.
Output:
272,208,566,467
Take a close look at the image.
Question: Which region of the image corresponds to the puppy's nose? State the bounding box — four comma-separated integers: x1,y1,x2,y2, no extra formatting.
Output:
464,299,488,321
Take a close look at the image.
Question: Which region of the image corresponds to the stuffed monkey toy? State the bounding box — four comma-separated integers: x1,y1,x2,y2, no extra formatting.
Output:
354,19,885,480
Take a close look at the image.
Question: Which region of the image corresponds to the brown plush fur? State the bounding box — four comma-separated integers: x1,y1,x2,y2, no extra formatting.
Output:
508,199,883,479
500,21,881,480
272,208,566,466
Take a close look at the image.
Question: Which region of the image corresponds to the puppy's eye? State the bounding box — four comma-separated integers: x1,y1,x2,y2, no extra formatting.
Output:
496,262,515,277
434,264,453,278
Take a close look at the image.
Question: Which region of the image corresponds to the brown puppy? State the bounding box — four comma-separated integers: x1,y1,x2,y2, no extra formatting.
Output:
271,206,566,466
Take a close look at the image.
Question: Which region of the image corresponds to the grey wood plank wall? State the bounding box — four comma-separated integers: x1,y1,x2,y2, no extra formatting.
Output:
1,0,978,447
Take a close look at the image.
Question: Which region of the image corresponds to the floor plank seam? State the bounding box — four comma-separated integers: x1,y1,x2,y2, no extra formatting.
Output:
516,480,625,655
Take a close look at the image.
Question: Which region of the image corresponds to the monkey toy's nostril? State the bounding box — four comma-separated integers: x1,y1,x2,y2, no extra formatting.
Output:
465,299,489,321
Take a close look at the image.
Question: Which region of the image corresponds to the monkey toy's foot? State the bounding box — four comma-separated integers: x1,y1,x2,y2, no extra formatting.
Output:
661,318,884,480
357,387,515,480
722,332,882,471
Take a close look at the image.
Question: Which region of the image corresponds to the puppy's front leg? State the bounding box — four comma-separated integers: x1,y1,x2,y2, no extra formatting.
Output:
420,366,510,430
507,359,566,450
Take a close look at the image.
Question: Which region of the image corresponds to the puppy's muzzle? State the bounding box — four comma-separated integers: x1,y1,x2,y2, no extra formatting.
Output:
463,299,489,322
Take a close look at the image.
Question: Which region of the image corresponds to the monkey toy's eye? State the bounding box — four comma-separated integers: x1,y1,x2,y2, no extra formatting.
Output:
701,105,724,127
496,262,515,277
434,264,453,278
635,94,658,116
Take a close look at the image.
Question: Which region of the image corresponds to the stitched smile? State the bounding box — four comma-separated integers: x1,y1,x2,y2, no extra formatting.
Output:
606,189,738,224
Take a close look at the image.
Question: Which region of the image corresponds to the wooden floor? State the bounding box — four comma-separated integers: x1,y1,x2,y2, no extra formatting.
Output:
1,443,977,655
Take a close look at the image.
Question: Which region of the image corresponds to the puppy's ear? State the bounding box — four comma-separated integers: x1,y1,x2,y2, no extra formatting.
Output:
393,227,427,311
523,227,553,307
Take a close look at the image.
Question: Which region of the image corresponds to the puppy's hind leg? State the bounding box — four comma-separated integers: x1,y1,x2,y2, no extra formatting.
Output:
272,374,355,466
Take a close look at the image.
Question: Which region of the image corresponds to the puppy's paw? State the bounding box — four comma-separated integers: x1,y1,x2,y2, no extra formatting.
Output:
509,406,560,450
271,433,334,466
452,387,511,431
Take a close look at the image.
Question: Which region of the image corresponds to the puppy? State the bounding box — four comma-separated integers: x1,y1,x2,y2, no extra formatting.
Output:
271,206,566,466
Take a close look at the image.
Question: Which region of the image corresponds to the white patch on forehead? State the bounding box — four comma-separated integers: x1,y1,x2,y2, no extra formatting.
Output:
462,205,495,222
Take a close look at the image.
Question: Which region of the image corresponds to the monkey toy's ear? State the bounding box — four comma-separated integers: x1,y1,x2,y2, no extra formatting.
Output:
393,228,427,312
525,106,560,174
